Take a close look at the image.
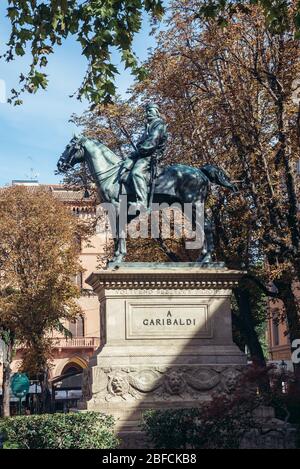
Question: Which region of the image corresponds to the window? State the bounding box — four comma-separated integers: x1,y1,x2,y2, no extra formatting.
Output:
272,321,279,346
69,316,85,337
75,272,83,289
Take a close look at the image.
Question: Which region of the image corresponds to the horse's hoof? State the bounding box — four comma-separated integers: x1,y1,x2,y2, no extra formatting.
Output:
128,202,147,215
109,254,125,267
197,254,212,265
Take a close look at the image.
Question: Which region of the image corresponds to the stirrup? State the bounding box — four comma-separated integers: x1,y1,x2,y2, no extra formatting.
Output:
128,202,147,214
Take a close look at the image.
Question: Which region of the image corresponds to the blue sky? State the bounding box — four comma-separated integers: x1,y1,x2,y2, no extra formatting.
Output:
0,4,158,186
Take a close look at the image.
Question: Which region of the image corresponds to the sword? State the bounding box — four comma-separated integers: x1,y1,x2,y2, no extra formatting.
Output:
148,153,159,211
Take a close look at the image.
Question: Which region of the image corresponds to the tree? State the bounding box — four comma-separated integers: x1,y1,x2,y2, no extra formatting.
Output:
132,0,300,372
0,185,89,416
197,0,300,37
2,0,164,106
74,97,269,364
4,1,300,106
71,0,300,373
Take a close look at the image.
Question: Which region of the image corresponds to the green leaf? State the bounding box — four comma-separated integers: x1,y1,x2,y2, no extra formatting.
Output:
4,0,165,104
19,28,33,41
295,12,300,29
40,56,48,67
6,7,19,20
15,43,25,56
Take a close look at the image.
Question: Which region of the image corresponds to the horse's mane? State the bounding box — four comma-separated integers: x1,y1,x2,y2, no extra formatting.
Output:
80,136,103,145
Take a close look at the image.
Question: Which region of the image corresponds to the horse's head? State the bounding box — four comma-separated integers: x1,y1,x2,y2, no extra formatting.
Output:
57,135,85,172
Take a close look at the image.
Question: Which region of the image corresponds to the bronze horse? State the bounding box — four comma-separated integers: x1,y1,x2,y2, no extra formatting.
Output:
57,135,237,264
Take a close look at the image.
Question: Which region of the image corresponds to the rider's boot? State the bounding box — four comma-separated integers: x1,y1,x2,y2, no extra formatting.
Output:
197,250,213,264
128,201,148,215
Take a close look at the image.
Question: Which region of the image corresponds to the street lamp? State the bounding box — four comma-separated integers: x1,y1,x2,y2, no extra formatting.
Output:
279,360,287,374
279,360,288,393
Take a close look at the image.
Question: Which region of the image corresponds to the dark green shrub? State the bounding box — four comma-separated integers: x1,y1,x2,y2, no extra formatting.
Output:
142,366,300,449
268,376,300,449
142,399,257,449
142,366,266,449
143,408,202,449
0,412,119,449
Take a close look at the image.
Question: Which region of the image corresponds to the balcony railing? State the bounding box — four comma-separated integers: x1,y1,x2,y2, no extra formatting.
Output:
51,337,100,348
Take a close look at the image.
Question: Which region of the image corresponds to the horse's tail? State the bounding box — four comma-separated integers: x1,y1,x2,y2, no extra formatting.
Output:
200,164,238,192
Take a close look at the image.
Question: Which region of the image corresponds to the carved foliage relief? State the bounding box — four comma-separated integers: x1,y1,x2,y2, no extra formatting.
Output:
84,366,243,403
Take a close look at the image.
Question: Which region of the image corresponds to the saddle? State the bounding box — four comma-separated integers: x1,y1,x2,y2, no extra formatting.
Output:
118,158,163,196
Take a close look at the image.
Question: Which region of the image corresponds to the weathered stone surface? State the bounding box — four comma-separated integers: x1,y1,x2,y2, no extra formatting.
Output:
126,301,211,340
240,406,297,449
82,264,247,441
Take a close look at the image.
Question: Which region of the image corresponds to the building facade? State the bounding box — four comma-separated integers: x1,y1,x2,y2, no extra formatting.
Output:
268,299,291,362
0,182,108,411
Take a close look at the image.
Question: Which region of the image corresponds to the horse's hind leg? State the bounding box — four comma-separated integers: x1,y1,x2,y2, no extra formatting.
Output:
111,239,126,264
116,235,126,261
196,209,214,264
103,201,126,264
111,210,126,264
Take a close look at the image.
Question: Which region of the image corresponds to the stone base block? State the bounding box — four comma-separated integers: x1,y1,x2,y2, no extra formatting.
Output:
82,363,245,432
82,264,247,438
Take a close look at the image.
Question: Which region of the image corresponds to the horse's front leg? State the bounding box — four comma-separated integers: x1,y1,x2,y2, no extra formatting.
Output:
196,209,214,264
111,208,126,264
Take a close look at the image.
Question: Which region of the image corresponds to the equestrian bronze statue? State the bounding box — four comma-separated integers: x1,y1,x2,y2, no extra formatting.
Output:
57,105,237,265
121,103,168,211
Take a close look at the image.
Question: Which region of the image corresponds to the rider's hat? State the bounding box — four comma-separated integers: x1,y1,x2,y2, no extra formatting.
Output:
145,103,159,112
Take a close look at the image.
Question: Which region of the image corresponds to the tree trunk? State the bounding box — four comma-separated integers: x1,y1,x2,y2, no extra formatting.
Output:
233,287,267,367
233,287,271,393
40,369,51,413
2,337,13,417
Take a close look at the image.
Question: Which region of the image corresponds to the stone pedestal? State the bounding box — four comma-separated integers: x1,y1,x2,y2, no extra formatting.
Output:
82,263,247,440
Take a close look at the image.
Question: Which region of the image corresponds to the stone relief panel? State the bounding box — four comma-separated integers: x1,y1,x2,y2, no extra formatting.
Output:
164,370,186,397
87,365,244,404
221,367,243,393
186,368,220,391
129,369,163,393
92,367,108,394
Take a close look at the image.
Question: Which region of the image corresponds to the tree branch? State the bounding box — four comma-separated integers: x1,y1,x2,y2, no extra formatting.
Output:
242,274,279,298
